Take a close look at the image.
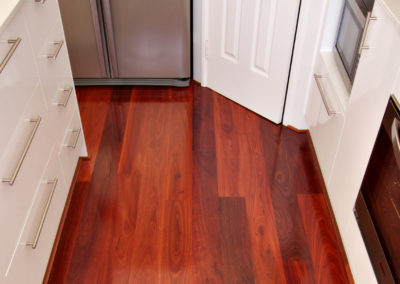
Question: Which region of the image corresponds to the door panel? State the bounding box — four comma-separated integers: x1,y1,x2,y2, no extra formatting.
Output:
206,0,300,124
222,0,241,61
251,0,276,77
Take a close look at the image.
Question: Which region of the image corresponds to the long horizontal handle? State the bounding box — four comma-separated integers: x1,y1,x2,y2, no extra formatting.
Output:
0,38,22,74
47,40,64,59
2,117,42,185
65,128,81,149
26,178,58,249
56,87,73,107
313,74,336,116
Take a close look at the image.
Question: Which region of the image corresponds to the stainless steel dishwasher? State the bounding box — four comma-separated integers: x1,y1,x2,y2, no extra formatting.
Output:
58,0,191,86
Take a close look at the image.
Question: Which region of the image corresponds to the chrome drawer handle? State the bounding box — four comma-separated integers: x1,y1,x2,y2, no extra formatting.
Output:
2,117,42,185
47,40,64,59
26,178,58,249
56,87,73,107
34,0,46,3
0,38,22,74
358,12,378,54
65,128,81,149
313,74,336,116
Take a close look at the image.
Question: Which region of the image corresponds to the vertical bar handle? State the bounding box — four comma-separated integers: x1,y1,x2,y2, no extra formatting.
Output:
313,74,336,116
26,179,58,249
65,128,81,149
56,87,73,107
47,40,64,59
358,12,378,54
2,117,42,185
89,0,110,77
101,0,119,77
0,38,22,74
391,118,400,169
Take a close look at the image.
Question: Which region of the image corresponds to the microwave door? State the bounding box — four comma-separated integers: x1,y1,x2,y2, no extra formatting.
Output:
336,0,366,82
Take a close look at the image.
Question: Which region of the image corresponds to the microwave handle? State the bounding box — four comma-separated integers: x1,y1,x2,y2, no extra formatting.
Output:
358,12,378,55
391,118,400,168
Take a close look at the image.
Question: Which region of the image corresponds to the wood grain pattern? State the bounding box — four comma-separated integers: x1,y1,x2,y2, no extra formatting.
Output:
218,197,255,283
75,87,112,182
262,127,316,283
47,82,353,283
192,83,225,283
297,194,350,284
213,93,287,283
161,200,192,282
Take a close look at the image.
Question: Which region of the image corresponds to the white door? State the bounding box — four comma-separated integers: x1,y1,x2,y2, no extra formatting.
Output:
205,0,300,124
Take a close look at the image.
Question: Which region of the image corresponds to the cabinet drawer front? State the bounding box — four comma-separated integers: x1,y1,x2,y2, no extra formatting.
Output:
4,149,68,284
307,76,345,184
0,11,40,157
34,17,71,109
43,67,78,146
22,0,60,55
0,84,50,275
59,109,84,187
42,65,75,109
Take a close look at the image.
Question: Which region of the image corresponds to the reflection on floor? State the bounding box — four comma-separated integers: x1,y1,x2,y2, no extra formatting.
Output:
47,82,353,283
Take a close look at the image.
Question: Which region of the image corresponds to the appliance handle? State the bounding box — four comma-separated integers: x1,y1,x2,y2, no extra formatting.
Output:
391,118,400,168
101,0,119,78
89,0,109,78
313,74,336,116
358,12,378,55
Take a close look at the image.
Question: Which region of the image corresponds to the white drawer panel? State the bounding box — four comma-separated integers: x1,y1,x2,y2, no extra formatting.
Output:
0,83,51,278
58,109,83,187
42,65,77,136
0,9,39,160
34,16,70,109
22,0,60,55
306,55,345,184
4,148,68,284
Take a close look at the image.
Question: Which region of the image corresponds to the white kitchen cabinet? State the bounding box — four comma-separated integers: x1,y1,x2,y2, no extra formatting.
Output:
393,68,400,101
306,54,345,184
304,0,400,282
22,0,59,54
0,84,49,279
58,108,84,188
329,0,400,230
33,15,71,110
0,0,86,283
6,148,67,284
0,8,38,160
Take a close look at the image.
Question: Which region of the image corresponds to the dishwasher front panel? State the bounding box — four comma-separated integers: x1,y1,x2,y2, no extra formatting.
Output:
59,0,109,78
102,0,190,79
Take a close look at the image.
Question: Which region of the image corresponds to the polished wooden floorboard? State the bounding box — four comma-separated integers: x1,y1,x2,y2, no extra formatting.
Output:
47,82,353,283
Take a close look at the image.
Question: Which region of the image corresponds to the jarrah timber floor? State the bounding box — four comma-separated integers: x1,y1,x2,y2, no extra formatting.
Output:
47,82,353,283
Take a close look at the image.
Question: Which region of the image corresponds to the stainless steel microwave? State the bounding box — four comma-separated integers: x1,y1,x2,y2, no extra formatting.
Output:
335,0,375,85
